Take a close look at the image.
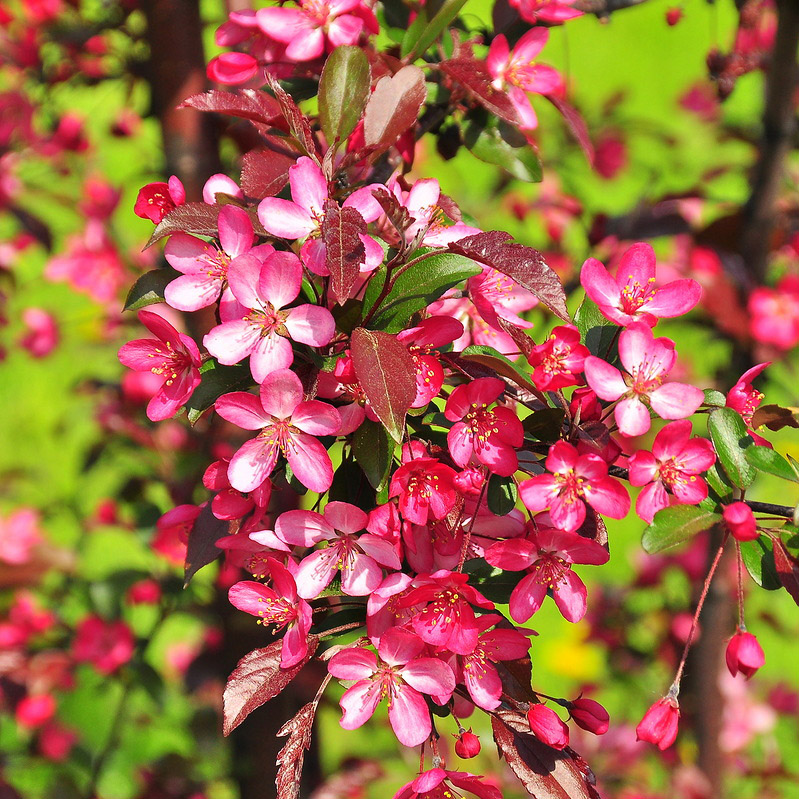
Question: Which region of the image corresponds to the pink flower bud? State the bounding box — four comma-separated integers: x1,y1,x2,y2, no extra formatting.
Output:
126,579,162,606
723,502,758,541
569,697,610,735
636,695,680,750
454,467,485,495
454,729,481,759
666,7,683,26
16,694,56,729
726,629,765,679
527,704,569,750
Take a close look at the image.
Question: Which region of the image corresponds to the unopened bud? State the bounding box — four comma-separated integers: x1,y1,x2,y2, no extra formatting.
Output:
726,628,765,679
666,7,683,26
569,697,610,735
723,502,758,541
527,704,569,750
636,695,680,750
454,728,481,758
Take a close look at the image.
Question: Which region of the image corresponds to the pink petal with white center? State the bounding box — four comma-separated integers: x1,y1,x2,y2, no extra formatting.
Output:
388,686,432,747
615,396,652,436
584,477,630,519
341,551,383,595
327,14,364,46
328,648,378,680
259,251,302,310
486,35,510,80
215,391,271,430
339,680,382,730
324,502,368,534
285,304,335,346
464,658,502,710
406,179,440,222
643,279,702,318
509,575,548,623
257,197,315,239
358,534,402,569
218,205,254,258
164,233,214,273
228,581,277,616
228,436,280,493
286,431,335,493
583,356,627,401
514,26,549,61
276,509,333,546
580,257,621,310
227,254,264,309
484,539,537,571
636,481,669,524
401,658,455,696
290,400,341,436
204,320,260,365
295,548,340,598
289,157,327,217
258,368,303,419
649,383,704,420
250,332,294,382
165,273,223,311
423,223,482,247
552,569,587,623
286,27,325,61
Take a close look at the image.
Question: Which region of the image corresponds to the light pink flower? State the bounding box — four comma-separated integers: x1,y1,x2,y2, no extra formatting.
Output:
19,307,59,358
214,369,340,493
628,420,716,522
583,322,704,437
204,250,334,382
726,628,765,679
328,629,455,747
393,768,501,799
0,508,42,565
467,266,538,332
275,501,401,598
581,243,702,327
118,310,202,421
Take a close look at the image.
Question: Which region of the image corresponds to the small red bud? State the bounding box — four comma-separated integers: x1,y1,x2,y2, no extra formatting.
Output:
666,7,683,26
569,697,610,735
636,695,680,750
527,704,569,750
723,502,758,541
16,694,57,729
454,729,481,758
726,629,765,679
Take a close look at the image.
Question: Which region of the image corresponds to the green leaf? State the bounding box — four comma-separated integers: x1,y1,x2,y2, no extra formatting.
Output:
362,251,481,332
745,446,799,482
574,295,618,359
703,389,726,407
185,361,253,425
739,536,781,590
401,0,468,61
641,505,722,554
522,408,566,442
352,419,394,490
707,407,756,489
487,474,518,516
123,268,179,311
318,46,371,147
463,115,542,183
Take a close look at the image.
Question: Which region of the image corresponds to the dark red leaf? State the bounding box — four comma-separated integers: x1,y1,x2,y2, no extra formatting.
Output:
241,138,299,199
363,65,426,152
750,404,799,432
370,187,414,235
275,702,318,799
350,328,416,444
321,199,367,303
180,89,281,133
441,59,524,127
545,94,595,166
266,74,317,158
491,709,600,799
576,506,609,550
146,202,267,248
496,318,534,358
184,503,231,586
773,537,799,606
449,231,570,322
223,637,319,736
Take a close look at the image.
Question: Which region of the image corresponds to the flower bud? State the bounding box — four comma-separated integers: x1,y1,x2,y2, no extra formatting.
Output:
16,694,56,729
569,697,610,735
454,729,481,759
527,704,569,750
665,7,683,26
726,629,765,679
636,695,680,750
454,467,485,495
723,502,758,541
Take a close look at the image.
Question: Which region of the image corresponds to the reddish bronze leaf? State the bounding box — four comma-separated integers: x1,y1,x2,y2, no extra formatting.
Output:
773,537,799,606
266,74,317,157
441,59,524,127
241,138,299,199
545,95,594,166
449,231,570,322
223,637,319,736
321,199,367,303
370,187,413,236
181,89,281,133
275,702,318,799
147,202,267,248
183,503,231,586
363,65,426,152
576,506,609,551
751,404,799,432
350,328,416,444
496,318,534,358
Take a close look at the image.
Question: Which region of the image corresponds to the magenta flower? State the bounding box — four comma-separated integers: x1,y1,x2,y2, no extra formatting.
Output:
118,310,202,422
725,628,765,679
510,0,583,25
485,523,609,623
214,369,340,493
581,242,701,327
749,276,799,349
467,266,538,333
393,768,501,799
486,29,562,130
275,501,401,598
72,615,135,675
636,695,680,750
583,322,704,437
444,377,523,476
389,445,458,525
204,250,334,383
519,441,630,533
723,502,759,541
228,558,312,668
726,362,770,446
133,175,185,223
327,629,455,747
628,420,716,523
527,704,569,749
527,324,590,391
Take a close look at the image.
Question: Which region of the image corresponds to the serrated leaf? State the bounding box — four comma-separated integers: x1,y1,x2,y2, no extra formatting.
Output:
240,138,298,199
463,115,542,182
708,407,756,488
745,446,799,482
146,202,267,248
181,89,281,128
641,505,722,554
266,74,317,157
363,66,426,152
275,702,318,799
123,268,179,311
487,474,518,516
322,199,366,303
773,537,799,606
703,389,726,407
319,46,370,146
352,419,394,490
440,59,525,127
739,536,781,590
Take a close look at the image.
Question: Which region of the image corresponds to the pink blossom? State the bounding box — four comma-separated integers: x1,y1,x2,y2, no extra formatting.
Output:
723,502,758,541
581,243,701,327
208,51,260,84
485,522,609,622
153,504,198,565
519,441,630,533
510,0,583,25
389,443,458,525
749,276,799,349
203,250,335,382
467,267,538,334
327,629,455,747
486,29,562,130
134,176,185,223
444,377,523,476
37,722,77,762
214,369,340,493
0,508,42,565
19,307,59,357
628,420,716,522
726,362,770,445
726,628,765,679
636,695,680,750
203,174,245,205
275,501,401,598
72,615,135,675
118,310,202,422
228,558,312,667
583,322,704,437
527,704,569,749
527,324,589,391
16,694,56,729
394,768,501,799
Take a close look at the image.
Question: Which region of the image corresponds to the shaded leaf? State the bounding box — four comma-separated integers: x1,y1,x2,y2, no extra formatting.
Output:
545,94,594,165
186,360,253,425
575,296,618,359
739,536,781,590
402,0,469,61
321,199,367,302
350,328,417,444
441,58,524,126
496,317,535,358
319,46,371,146
184,503,230,586
266,74,317,157
352,419,394,490
745,446,799,482
223,637,319,736
463,114,542,182
751,403,799,432
363,66,426,151
703,389,726,407
641,505,722,554
708,407,756,489
123,267,179,311
523,408,566,443
773,537,799,606
487,473,518,515
240,138,298,199
460,346,539,395
576,506,609,550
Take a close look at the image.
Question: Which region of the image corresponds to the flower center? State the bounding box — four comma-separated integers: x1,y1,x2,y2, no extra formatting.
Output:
619,275,657,314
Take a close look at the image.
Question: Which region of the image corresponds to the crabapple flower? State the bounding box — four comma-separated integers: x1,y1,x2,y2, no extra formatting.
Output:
467,267,538,333
389,447,458,525
203,173,244,204
327,629,455,747
214,369,340,493
19,307,59,358
204,250,334,382
636,694,680,750
117,310,202,422
569,697,610,735
72,615,135,675
581,243,701,327
628,420,716,523
486,29,562,130
518,441,630,533
0,508,42,565
726,629,765,679
583,322,704,437
228,558,312,668
485,523,610,622
528,704,569,749
275,501,401,598
444,377,523,476
454,729,481,759
394,768,501,799
527,324,589,391
207,51,260,85
16,694,56,730
726,362,770,445
749,275,799,349
510,0,583,25
134,175,185,223
723,502,758,541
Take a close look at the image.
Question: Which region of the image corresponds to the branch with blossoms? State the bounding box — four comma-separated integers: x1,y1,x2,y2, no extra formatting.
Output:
118,2,799,797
